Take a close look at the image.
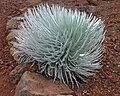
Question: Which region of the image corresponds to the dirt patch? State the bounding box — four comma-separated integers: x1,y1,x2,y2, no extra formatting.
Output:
0,0,120,96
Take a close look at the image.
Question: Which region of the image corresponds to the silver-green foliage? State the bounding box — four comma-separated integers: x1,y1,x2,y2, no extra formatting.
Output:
12,4,105,87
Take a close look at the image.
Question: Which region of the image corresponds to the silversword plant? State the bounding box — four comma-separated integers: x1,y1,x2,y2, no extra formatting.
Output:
12,4,105,87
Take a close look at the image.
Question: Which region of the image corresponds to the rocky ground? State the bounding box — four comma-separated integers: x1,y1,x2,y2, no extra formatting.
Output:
0,0,120,96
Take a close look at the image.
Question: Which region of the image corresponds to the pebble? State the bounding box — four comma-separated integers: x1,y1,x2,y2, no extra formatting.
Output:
0,59,4,65
101,75,107,79
82,90,90,95
11,90,13,92
19,7,27,12
87,0,98,6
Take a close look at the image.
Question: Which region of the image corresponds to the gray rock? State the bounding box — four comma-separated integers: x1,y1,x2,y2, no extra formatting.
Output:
15,71,74,96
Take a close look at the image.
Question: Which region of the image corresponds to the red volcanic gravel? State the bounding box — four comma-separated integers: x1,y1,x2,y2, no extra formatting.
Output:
0,0,120,96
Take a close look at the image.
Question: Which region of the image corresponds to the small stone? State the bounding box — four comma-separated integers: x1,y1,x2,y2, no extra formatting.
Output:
82,90,90,95
19,7,27,13
9,47,19,62
0,59,4,65
86,5,97,16
106,65,109,67
11,90,13,92
13,53,19,62
10,47,15,55
101,75,107,79
6,19,21,30
25,0,42,7
6,29,19,42
114,45,120,52
15,71,74,96
111,37,117,42
87,0,98,6
12,17,24,21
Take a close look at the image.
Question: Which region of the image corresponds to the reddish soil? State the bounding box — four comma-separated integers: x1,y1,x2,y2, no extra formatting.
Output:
0,0,120,96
